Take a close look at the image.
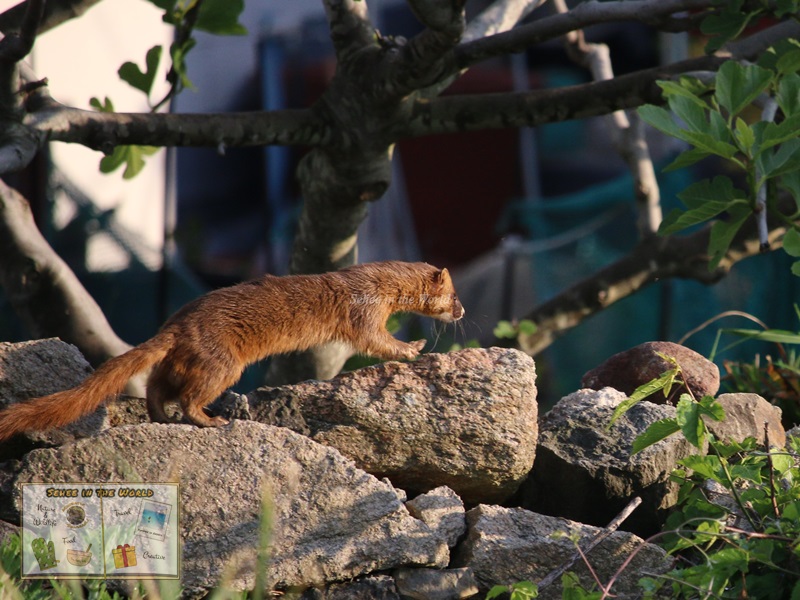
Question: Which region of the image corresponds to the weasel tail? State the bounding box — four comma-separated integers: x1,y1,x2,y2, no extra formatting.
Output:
0,333,173,441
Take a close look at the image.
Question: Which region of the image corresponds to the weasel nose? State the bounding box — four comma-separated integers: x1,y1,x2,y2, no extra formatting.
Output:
453,301,464,320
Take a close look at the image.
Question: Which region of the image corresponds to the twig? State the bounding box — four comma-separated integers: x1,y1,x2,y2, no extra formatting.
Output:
765,421,781,519
537,496,642,591
755,98,778,250
677,310,769,346
553,0,661,238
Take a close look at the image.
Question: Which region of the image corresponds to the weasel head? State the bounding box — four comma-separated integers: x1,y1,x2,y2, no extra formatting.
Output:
422,267,465,323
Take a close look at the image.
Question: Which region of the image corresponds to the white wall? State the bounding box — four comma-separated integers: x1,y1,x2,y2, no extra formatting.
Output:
24,0,172,271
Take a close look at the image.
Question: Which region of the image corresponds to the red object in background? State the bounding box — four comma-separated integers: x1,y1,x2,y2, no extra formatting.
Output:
399,66,541,268
399,127,520,268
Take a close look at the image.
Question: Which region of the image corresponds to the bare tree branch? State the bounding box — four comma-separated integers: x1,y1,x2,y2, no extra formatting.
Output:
725,19,800,60
0,0,45,174
554,0,661,237
452,0,716,73
464,0,546,42
26,100,326,150
0,0,102,36
387,0,466,97
514,217,789,356
419,0,545,99
0,125,40,173
0,179,132,367
403,54,725,137
323,0,375,65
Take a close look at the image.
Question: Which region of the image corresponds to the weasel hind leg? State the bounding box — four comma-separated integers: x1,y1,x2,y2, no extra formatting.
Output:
146,365,181,423
146,358,236,428
178,375,232,428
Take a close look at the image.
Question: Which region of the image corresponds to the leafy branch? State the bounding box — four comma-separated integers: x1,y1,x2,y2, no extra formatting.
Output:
638,43,800,274
607,353,725,453
89,0,246,178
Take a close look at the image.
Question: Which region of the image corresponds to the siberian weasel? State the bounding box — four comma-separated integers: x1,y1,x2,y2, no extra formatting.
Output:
0,261,464,440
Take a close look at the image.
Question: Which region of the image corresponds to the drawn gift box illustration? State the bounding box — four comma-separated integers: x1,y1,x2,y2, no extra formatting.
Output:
112,544,137,569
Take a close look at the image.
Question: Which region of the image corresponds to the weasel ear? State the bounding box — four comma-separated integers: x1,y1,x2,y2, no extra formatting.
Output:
434,268,450,284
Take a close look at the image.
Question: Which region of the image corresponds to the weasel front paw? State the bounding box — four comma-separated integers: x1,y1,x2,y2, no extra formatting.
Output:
400,339,426,359
410,339,426,353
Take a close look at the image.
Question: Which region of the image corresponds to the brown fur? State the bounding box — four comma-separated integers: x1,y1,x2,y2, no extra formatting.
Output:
0,261,464,440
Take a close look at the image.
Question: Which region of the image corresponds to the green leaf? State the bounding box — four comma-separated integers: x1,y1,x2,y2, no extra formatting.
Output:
196,0,247,35
124,145,159,179
668,94,708,133
89,96,114,112
659,200,741,235
782,228,800,257
758,138,800,180
783,500,800,521
632,418,680,454
708,109,732,144
759,113,800,152
698,395,726,422
486,585,510,600
776,0,800,17
777,50,800,76
663,148,712,172
638,104,684,139
708,205,751,270
99,145,160,179
99,146,128,174
678,176,742,209
640,103,738,159
510,581,538,599
518,320,537,336
770,450,794,475
701,5,760,54
682,130,740,160
680,454,724,482
779,170,800,212
734,117,755,154
169,37,197,90
657,80,709,108
607,367,680,430
715,61,773,117
722,327,800,344
711,547,749,571
659,175,748,238
792,260,800,277
493,320,517,339
118,45,163,96
791,580,800,600
778,73,800,117
676,395,705,449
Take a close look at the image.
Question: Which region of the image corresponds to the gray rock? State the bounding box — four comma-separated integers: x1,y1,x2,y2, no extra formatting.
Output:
581,341,719,404
524,388,696,536
453,505,671,600
0,339,105,451
707,393,785,448
11,421,448,595
0,339,93,401
301,575,400,599
244,348,537,504
394,567,479,600
406,486,466,548
109,391,248,428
